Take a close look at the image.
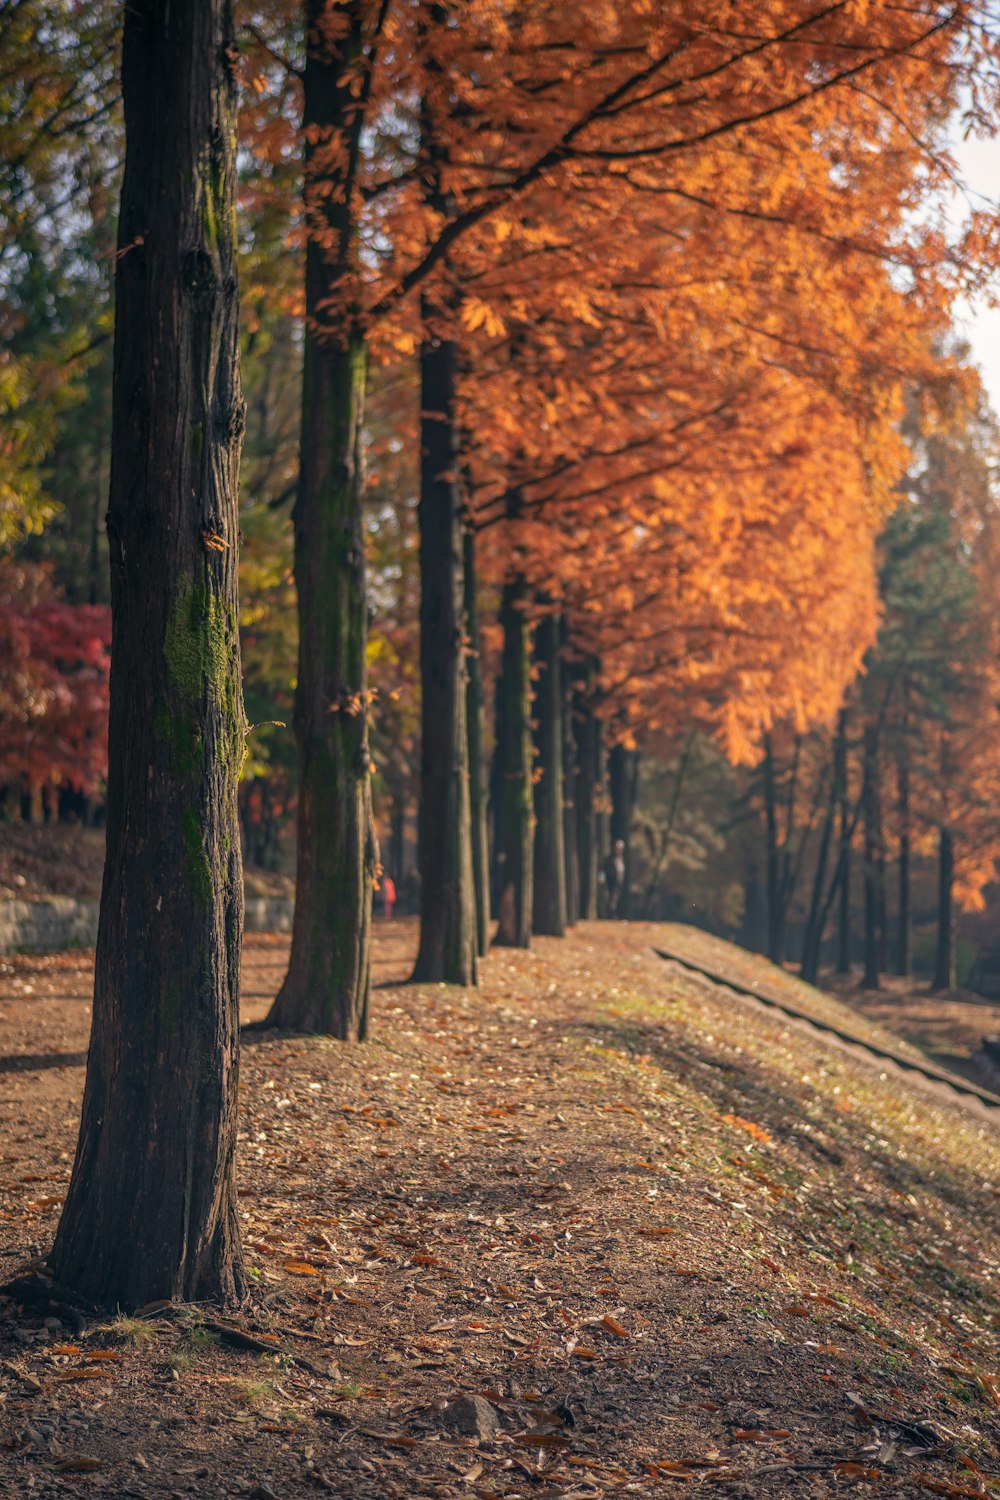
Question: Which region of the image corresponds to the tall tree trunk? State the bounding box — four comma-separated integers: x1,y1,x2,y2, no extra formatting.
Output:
574,678,601,921
862,724,880,990
268,1,376,1039
464,525,491,958
51,0,245,1309
836,731,852,975
641,733,694,919
801,711,845,985
492,575,533,947
742,855,765,953
532,610,567,936
411,316,477,984
762,737,784,963
895,743,910,978
561,622,579,927
933,827,954,991
608,742,637,920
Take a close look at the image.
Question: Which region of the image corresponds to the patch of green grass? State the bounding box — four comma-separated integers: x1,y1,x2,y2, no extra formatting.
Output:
331,1380,364,1400
104,1315,157,1345
239,1378,279,1408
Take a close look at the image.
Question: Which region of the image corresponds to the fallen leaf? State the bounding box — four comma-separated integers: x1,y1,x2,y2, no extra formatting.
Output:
649,1460,695,1479
601,1315,629,1339
915,1478,993,1499
282,1261,321,1276
721,1114,772,1145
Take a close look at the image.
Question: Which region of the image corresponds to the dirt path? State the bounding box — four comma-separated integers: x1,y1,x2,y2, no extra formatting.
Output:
1,922,998,1499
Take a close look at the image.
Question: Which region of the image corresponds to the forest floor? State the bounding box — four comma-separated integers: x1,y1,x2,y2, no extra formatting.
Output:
0,921,998,1500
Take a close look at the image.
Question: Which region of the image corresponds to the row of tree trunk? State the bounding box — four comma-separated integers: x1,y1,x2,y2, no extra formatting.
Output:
47,0,640,1313
759,713,955,992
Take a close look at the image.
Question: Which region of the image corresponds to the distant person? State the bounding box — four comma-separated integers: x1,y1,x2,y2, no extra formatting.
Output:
602,839,626,917
381,872,397,920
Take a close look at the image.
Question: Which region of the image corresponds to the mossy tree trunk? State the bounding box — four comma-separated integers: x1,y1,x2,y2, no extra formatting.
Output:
267,1,377,1039
532,609,567,936
412,313,477,985
50,0,246,1310
492,575,534,947
464,525,491,957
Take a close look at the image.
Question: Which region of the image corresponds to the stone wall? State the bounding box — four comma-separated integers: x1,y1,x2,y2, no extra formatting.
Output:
0,896,294,953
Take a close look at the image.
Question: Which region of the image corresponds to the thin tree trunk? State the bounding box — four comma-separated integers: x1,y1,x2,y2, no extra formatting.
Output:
933,827,954,991
532,610,567,936
801,711,845,984
411,314,477,984
574,677,600,921
464,525,490,957
268,0,376,1038
763,737,783,963
836,762,852,975
641,733,694,919
609,742,637,920
51,0,245,1309
895,741,910,978
742,855,765,953
561,621,579,927
492,575,533,948
862,724,880,990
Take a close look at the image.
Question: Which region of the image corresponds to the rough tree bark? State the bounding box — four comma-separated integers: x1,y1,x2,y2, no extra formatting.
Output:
412,312,477,985
267,0,377,1039
532,609,567,937
50,0,246,1309
492,574,534,947
464,525,491,957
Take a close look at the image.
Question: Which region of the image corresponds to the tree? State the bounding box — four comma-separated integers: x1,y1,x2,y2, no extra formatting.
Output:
50,0,246,1309
263,0,382,1038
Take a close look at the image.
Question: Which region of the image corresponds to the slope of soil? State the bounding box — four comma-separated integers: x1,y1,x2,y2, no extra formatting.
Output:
655,923,1000,1093
0,920,998,1500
